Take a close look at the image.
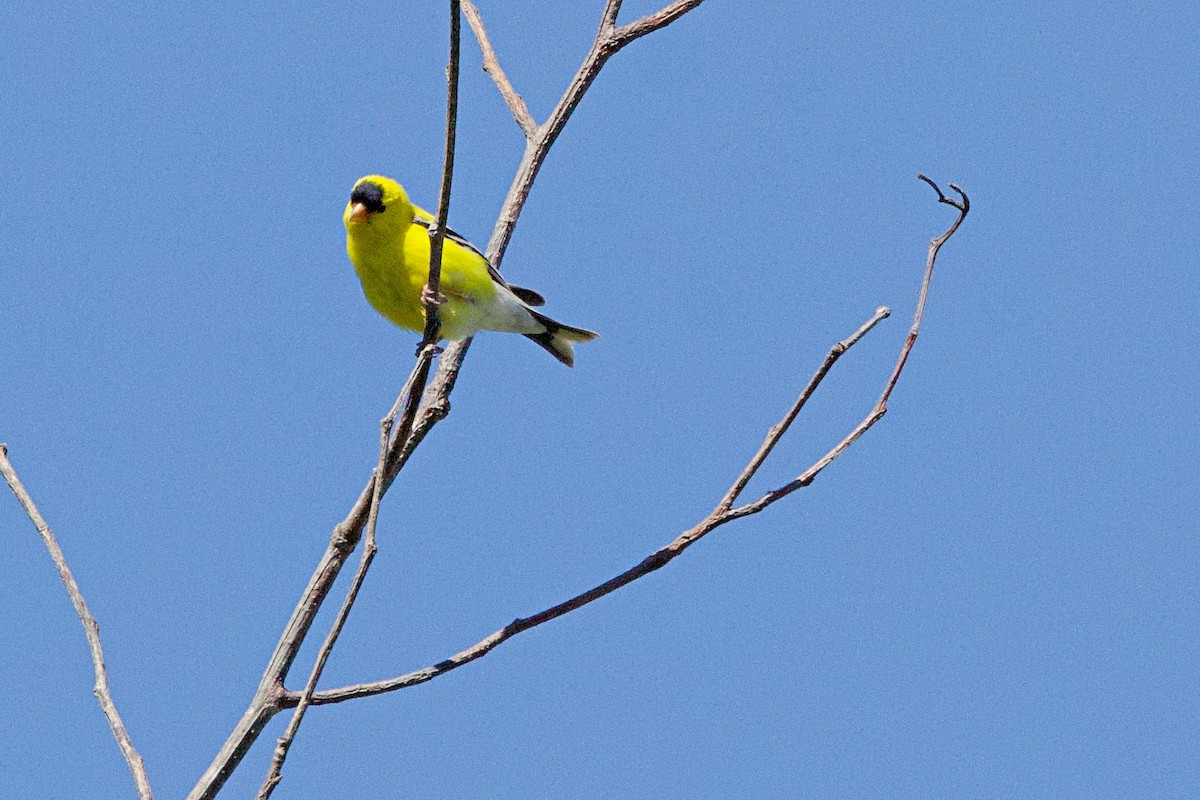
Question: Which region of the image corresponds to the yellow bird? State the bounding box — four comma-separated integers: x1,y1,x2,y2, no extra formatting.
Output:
344,175,597,367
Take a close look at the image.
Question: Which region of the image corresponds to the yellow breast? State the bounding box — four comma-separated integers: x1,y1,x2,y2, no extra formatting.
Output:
347,216,499,339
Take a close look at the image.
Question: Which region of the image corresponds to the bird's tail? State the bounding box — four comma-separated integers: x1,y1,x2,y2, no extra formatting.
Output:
525,310,598,368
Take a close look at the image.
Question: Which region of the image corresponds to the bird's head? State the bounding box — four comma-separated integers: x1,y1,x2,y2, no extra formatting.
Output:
344,175,413,233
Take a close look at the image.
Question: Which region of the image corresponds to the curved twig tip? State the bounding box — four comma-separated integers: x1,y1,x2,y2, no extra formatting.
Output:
917,174,968,213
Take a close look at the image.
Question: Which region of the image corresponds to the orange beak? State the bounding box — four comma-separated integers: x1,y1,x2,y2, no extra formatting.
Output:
348,202,371,223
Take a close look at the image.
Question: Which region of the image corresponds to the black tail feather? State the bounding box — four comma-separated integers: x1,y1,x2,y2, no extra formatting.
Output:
524,310,598,367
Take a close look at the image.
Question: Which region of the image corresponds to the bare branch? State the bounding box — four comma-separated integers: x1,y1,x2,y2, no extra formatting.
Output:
0,446,154,800
289,179,969,709
462,0,537,138
882,176,968,407
420,0,462,349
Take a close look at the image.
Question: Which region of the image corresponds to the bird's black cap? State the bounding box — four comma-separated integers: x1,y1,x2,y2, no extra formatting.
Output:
350,181,386,213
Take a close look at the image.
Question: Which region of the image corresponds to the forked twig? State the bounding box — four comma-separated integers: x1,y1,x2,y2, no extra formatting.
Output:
460,0,708,267
284,177,969,709
717,307,891,512
0,446,154,800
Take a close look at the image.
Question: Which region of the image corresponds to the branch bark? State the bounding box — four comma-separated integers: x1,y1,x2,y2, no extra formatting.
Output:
1,446,154,800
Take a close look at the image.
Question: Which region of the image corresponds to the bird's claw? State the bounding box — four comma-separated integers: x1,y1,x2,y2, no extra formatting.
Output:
421,285,448,307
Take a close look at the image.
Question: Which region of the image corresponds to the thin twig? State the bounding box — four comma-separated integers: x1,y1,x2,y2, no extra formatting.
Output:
253,504,379,800
420,0,461,349
461,0,536,138
612,0,706,46
0,446,154,800
717,306,891,512
478,0,708,269
288,178,969,709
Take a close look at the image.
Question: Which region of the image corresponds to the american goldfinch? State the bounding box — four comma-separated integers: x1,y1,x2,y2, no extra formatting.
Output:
344,175,598,367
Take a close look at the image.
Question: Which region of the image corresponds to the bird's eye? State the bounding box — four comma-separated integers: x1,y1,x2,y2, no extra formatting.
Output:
350,182,386,213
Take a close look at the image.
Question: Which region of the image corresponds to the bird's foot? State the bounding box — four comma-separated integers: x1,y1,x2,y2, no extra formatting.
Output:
421,285,448,307
414,342,445,358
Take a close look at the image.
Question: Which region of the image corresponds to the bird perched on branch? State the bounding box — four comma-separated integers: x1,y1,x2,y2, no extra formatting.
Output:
343,175,597,367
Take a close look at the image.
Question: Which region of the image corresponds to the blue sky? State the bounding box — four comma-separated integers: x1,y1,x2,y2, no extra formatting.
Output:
2,1,1197,797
